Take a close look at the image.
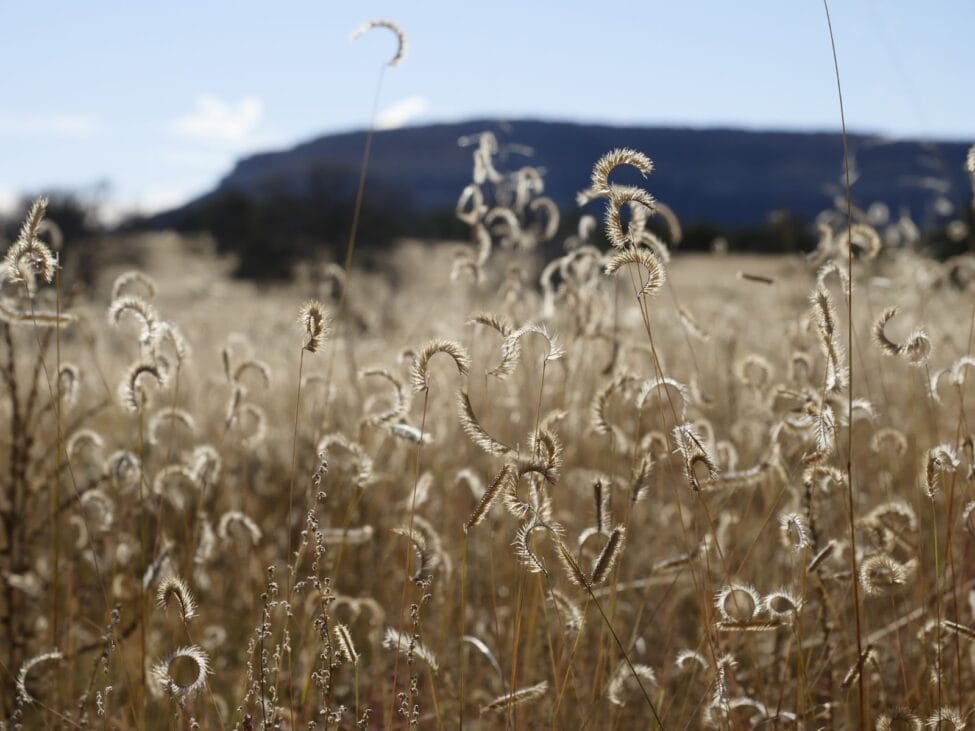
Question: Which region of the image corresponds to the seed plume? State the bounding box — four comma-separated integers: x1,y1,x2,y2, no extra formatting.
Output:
351,18,408,67
589,148,653,196
119,361,163,413
456,388,512,455
873,306,932,365
16,649,62,705
672,423,718,491
604,186,657,248
150,645,210,697
334,624,359,665
604,248,666,297
4,198,57,297
111,270,156,301
411,339,471,392
481,680,549,714
382,627,438,671
156,575,197,621
109,296,158,343
590,526,626,585
464,464,515,532
298,300,330,353
607,663,656,706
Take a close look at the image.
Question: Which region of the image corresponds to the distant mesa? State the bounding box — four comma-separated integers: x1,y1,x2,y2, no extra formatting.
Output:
150,118,971,228
139,119,971,279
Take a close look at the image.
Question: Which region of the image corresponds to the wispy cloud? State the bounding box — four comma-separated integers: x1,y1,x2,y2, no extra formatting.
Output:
136,187,192,214
0,189,18,216
376,95,428,130
0,114,99,137
137,186,199,216
97,186,200,225
171,95,263,145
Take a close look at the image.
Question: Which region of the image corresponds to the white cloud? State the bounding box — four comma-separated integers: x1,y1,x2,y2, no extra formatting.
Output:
0,114,98,137
172,95,263,144
0,189,18,216
137,188,191,213
375,95,428,130
97,186,197,225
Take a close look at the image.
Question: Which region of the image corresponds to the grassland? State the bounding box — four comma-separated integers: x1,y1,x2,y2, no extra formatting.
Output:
1,42,975,723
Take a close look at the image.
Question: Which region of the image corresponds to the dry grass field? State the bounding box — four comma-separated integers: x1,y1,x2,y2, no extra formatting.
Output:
2,43,975,727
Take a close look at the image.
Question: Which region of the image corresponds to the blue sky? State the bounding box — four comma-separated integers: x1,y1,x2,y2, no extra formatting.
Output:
1,1,972,218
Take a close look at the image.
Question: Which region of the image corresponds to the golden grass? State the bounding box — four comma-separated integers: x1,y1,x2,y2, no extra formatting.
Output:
2,131,975,730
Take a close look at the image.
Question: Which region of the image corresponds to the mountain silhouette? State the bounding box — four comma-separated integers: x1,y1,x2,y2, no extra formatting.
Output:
144,119,972,278
154,118,971,226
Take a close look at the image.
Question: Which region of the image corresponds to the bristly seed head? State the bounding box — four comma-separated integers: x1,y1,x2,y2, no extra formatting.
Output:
589,148,653,197
334,623,359,665
16,649,62,705
350,18,408,67
714,583,761,622
411,339,471,393
156,575,197,621
150,645,211,698
4,197,57,297
779,512,810,552
298,301,329,353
